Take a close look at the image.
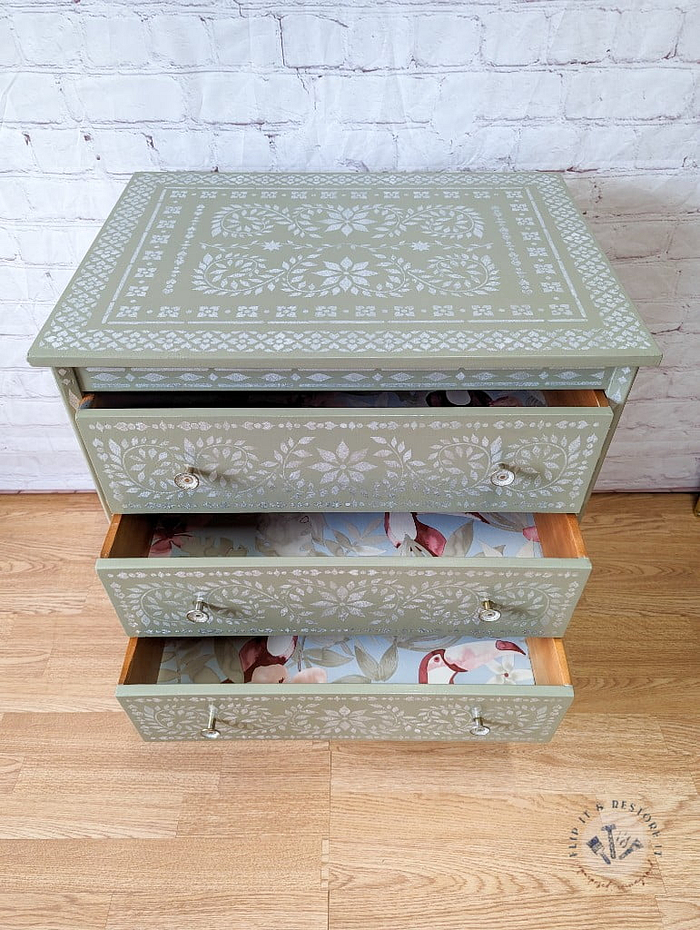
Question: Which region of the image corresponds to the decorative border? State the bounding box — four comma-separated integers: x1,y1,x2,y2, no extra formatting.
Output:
30,172,659,366
118,690,573,742
79,411,611,513
79,366,611,392
99,564,588,637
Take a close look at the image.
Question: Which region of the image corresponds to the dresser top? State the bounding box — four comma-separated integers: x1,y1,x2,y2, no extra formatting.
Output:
28,171,660,370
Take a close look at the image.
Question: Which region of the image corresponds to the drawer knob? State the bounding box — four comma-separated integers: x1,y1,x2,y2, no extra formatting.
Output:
469,708,491,737
490,464,516,487
174,467,200,490
200,706,221,740
477,599,501,623
186,598,212,624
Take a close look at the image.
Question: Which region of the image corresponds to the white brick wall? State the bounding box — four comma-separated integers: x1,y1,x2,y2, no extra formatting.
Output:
1,1,698,492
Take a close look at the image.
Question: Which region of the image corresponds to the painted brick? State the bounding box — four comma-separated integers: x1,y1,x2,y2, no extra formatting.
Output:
452,125,519,169
515,123,581,170
151,129,215,170
677,9,700,61
676,259,700,297
149,14,212,66
0,73,67,123
669,220,700,258
213,129,274,169
194,73,310,124
21,177,124,221
548,10,618,64
11,11,82,65
0,227,17,261
12,225,99,266
434,72,561,134
346,16,412,70
636,123,700,170
482,11,548,66
653,329,700,366
614,260,680,300
90,129,159,173
596,175,700,213
589,220,672,260
574,126,639,171
394,128,453,169
316,74,439,123
0,17,20,64
565,69,694,119
282,14,347,67
83,15,150,67
211,16,281,67
65,75,186,123
613,10,682,62
413,15,479,66
25,128,96,174
635,301,686,332
0,126,34,171
274,122,395,170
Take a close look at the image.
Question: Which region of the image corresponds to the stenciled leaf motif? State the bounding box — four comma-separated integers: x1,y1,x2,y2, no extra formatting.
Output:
332,675,372,684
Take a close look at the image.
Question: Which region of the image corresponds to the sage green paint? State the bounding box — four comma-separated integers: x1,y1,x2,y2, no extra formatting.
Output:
28,172,661,371
78,366,613,392
98,554,591,638
75,403,612,514
116,683,574,742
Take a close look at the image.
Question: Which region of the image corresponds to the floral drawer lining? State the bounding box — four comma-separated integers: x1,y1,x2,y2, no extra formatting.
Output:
157,635,534,686
149,511,542,560
230,388,546,409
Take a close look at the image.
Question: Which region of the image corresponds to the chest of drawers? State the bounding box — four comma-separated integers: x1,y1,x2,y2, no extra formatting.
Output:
28,171,660,742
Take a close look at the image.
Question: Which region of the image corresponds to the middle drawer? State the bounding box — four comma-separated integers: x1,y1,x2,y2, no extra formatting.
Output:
98,510,590,638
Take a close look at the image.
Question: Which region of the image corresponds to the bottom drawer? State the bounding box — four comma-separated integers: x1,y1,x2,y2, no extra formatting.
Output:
117,635,573,742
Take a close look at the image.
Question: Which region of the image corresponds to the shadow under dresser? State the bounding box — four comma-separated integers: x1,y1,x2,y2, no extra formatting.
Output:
27,171,661,742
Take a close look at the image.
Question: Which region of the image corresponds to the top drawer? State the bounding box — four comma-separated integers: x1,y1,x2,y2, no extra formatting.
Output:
76,388,611,514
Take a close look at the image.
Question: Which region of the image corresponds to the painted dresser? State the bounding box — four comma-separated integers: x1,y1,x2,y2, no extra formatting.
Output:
28,172,660,742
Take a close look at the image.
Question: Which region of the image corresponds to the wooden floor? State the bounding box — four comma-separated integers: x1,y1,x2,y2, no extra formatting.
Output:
0,493,698,930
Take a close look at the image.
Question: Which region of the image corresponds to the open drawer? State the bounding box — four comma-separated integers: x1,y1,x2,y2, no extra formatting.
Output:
99,510,590,638
77,388,611,514
117,635,573,742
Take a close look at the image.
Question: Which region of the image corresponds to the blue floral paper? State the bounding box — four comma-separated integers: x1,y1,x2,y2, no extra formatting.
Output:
150,512,542,560
158,635,535,686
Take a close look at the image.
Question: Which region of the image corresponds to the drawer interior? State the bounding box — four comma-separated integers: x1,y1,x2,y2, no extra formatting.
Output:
120,635,571,688
82,387,608,411
103,511,586,562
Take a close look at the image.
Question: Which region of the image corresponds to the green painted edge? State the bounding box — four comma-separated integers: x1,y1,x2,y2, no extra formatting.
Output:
116,682,574,700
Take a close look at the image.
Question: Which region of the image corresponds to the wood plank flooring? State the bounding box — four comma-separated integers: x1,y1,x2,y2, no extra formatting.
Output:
0,492,697,929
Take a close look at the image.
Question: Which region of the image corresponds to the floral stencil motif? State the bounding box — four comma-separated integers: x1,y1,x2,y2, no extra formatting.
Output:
118,693,573,742
192,246,499,298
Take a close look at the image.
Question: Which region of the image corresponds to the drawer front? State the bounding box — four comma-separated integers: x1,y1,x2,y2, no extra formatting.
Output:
99,561,589,638
77,406,611,513
117,688,572,742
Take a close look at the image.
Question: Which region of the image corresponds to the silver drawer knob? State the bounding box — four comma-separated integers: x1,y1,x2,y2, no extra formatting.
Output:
174,467,199,490
469,708,490,737
477,599,501,623
490,464,515,487
200,706,221,740
186,598,212,624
